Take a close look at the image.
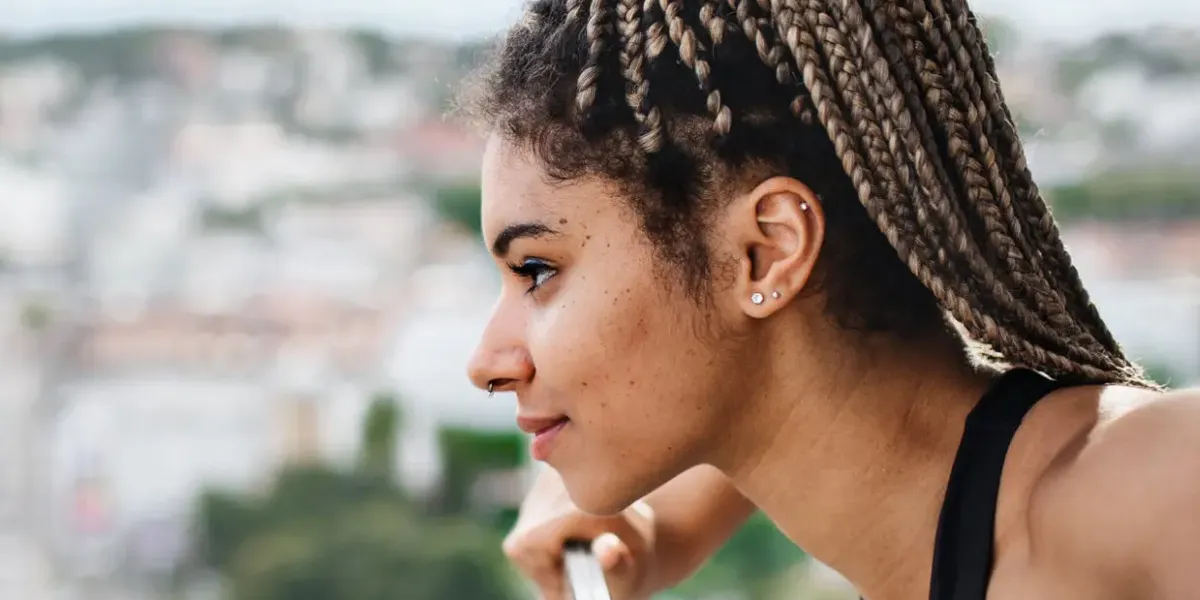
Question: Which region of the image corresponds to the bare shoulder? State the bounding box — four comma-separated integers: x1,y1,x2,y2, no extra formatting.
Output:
1028,385,1200,599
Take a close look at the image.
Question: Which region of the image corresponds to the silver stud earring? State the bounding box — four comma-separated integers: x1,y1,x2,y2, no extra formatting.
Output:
771,290,782,300
800,201,809,211
750,292,765,305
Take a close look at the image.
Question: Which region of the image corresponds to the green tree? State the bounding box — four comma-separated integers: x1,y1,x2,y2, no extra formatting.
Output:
19,300,52,332
673,511,808,600
359,393,401,478
435,428,525,521
1141,360,1185,388
190,396,522,600
978,15,1020,57
1046,167,1200,222
433,184,484,237
199,205,264,233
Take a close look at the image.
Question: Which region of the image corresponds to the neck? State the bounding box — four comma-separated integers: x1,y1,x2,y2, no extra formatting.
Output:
716,319,994,599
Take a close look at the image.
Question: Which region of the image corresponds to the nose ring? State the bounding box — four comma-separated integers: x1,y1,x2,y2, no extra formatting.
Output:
487,381,495,397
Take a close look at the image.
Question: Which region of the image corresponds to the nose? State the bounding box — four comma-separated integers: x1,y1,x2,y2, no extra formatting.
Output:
467,312,535,394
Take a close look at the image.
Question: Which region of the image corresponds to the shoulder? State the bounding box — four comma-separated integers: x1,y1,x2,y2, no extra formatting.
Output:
1028,385,1200,599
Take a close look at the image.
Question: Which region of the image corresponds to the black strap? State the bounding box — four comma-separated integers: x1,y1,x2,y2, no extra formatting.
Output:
927,369,1059,600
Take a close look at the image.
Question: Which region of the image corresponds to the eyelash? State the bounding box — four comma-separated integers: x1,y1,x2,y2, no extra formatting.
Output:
508,258,558,294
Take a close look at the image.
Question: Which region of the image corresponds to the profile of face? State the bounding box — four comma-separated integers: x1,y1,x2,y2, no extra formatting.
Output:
467,135,825,514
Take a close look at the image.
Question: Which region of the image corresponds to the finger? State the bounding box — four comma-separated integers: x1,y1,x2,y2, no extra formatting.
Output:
591,532,629,573
536,584,566,600
515,550,565,596
594,531,650,600
504,538,564,594
520,557,565,600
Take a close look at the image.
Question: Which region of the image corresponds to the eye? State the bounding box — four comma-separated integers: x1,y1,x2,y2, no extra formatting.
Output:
508,258,558,294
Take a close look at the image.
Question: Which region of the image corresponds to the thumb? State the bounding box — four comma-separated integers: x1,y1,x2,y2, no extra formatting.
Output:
591,532,629,573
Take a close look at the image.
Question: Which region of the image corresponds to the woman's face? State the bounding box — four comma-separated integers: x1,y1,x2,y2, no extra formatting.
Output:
468,136,756,514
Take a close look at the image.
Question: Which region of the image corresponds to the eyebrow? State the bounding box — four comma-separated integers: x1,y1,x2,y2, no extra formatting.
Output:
490,221,560,258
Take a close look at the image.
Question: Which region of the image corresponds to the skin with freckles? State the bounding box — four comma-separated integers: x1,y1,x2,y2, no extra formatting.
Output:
468,135,1200,600
470,136,756,514
462,3,1200,598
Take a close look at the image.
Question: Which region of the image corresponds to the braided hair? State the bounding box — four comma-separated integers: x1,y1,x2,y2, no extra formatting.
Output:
462,0,1153,388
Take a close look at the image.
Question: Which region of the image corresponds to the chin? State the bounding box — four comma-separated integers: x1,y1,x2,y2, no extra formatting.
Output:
557,466,648,516
557,455,679,516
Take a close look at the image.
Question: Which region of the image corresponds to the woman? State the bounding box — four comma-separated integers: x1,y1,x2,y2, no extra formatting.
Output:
463,1,1200,599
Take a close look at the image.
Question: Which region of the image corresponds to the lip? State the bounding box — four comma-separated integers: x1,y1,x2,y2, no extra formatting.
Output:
516,414,570,461
516,414,568,435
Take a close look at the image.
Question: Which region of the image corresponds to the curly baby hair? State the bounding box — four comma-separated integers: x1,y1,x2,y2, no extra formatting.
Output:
460,0,1152,387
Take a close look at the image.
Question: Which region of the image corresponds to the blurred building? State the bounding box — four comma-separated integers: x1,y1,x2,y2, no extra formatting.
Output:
0,19,1196,600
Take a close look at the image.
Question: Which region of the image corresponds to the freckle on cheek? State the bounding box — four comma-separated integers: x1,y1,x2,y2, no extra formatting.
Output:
559,218,568,225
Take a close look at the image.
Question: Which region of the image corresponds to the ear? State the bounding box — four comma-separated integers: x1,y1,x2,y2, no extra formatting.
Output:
720,176,824,318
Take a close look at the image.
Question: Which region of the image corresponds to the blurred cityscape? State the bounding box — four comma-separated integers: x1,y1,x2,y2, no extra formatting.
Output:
0,14,1198,600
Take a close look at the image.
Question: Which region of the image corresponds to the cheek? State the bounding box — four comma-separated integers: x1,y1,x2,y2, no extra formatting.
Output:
530,272,658,395
528,266,720,435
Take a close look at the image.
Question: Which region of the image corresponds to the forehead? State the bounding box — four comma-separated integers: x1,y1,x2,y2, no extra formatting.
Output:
480,135,611,238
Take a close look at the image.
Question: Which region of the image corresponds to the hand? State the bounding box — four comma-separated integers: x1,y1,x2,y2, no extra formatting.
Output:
503,468,658,600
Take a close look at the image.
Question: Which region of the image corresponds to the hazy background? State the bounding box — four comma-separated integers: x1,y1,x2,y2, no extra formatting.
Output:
4,0,1200,40
0,1,1198,599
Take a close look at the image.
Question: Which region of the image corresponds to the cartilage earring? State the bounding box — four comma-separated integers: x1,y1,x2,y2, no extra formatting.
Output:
750,292,765,305
799,201,809,211
771,290,782,300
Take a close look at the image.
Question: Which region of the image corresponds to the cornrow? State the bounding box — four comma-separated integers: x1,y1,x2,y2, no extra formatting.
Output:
848,0,1071,363
640,0,671,152
737,0,812,121
618,0,664,153
793,0,1126,380
469,0,1154,387
908,3,1126,371
576,0,614,116
566,0,585,24
942,0,1124,355
699,0,724,45
920,0,1093,342
658,0,732,135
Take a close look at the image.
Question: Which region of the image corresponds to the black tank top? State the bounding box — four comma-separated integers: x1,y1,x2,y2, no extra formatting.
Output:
859,368,1060,600
928,368,1060,600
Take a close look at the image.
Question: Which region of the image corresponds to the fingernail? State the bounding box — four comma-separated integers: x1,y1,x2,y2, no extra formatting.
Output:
592,533,623,570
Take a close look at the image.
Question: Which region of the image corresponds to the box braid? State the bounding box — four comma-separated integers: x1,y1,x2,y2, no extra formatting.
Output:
464,0,1153,387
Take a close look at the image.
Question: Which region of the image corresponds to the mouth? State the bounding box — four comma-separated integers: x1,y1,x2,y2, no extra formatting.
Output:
516,414,570,435
516,414,570,461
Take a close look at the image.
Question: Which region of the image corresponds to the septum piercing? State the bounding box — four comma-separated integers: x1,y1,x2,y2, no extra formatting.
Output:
487,382,495,397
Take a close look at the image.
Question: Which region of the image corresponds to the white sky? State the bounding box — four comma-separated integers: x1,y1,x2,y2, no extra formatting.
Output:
1,0,1198,41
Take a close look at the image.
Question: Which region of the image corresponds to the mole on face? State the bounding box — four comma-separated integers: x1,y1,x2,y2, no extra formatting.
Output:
469,0,1151,389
